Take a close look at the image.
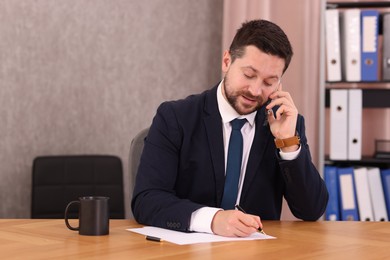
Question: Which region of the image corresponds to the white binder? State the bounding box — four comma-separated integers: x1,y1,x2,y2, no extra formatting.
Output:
347,89,362,160
341,9,361,81
330,89,348,160
367,167,388,221
353,167,374,221
325,9,342,81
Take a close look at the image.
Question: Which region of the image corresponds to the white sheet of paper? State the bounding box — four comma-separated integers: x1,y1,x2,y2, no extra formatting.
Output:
127,226,276,245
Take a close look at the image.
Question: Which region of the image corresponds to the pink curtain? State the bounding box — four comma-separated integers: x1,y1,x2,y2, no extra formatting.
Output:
222,0,322,220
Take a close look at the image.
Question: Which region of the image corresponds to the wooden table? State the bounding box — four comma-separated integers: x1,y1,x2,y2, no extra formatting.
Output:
1,219,389,259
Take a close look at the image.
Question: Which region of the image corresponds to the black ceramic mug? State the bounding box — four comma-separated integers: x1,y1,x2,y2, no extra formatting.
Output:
65,196,110,236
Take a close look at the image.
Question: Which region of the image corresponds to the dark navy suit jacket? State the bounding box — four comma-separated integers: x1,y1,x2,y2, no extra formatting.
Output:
132,85,328,232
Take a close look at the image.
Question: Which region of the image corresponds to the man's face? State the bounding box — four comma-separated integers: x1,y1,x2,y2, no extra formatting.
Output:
221,45,285,115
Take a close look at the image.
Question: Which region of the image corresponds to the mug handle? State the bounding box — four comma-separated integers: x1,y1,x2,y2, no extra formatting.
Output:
65,201,80,231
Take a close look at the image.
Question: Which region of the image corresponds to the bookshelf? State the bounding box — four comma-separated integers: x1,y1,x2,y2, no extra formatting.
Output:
320,0,390,169
320,0,390,222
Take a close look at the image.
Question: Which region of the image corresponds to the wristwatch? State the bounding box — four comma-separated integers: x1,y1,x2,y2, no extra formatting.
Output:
274,135,300,149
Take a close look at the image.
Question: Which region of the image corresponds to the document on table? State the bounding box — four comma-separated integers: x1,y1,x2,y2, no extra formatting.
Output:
127,226,276,245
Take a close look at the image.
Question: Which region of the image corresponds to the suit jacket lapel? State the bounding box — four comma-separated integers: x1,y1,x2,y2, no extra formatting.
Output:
203,86,225,205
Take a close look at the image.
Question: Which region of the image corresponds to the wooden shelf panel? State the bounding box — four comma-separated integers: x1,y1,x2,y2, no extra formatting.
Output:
325,155,390,168
326,82,390,88
326,1,390,9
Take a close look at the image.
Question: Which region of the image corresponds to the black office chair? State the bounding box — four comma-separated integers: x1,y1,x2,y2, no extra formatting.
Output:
128,128,149,219
31,155,125,219
129,128,149,191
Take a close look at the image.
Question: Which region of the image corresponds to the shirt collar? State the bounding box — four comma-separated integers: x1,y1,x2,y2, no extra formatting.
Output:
217,80,257,126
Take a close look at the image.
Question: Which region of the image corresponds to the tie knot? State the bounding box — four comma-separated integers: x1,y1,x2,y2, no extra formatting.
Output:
231,118,246,130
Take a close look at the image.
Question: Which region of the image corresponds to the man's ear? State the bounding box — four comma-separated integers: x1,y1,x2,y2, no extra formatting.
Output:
221,50,231,73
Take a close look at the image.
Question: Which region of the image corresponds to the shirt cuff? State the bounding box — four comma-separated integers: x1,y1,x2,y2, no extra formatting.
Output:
189,207,222,234
279,145,301,160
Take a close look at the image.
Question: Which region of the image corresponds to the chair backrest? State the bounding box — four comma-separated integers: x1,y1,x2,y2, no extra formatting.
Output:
31,155,124,219
129,128,149,196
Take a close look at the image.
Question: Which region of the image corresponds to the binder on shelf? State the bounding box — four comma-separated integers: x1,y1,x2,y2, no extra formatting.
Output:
383,13,390,81
367,167,388,221
353,167,373,221
324,166,340,221
325,9,342,82
361,10,379,81
347,89,362,160
330,89,348,160
341,9,361,82
338,167,359,221
381,169,390,219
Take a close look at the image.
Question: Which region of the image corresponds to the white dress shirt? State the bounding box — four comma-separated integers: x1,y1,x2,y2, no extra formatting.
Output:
189,81,301,233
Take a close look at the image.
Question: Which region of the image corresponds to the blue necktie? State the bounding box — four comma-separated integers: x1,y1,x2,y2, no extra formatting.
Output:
221,118,247,210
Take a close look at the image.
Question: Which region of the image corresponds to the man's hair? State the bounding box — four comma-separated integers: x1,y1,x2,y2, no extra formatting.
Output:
229,19,293,73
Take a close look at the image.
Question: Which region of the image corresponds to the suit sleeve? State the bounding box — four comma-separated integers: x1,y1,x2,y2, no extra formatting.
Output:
131,102,203,232
279,116,329,220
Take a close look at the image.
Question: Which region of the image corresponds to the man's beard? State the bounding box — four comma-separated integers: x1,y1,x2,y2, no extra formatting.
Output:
223,75,265,115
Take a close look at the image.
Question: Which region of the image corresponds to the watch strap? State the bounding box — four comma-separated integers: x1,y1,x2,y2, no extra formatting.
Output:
274,135,300,149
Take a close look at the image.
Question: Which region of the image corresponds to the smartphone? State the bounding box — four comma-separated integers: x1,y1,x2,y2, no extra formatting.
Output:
263,99,272,126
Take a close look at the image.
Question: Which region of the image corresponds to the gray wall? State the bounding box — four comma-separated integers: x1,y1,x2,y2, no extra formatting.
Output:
0,0,223,218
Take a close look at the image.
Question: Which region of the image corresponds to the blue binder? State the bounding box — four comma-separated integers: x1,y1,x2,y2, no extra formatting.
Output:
324,166,340,221
361,10,379,81
380,169,390,218
338,167,359,221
